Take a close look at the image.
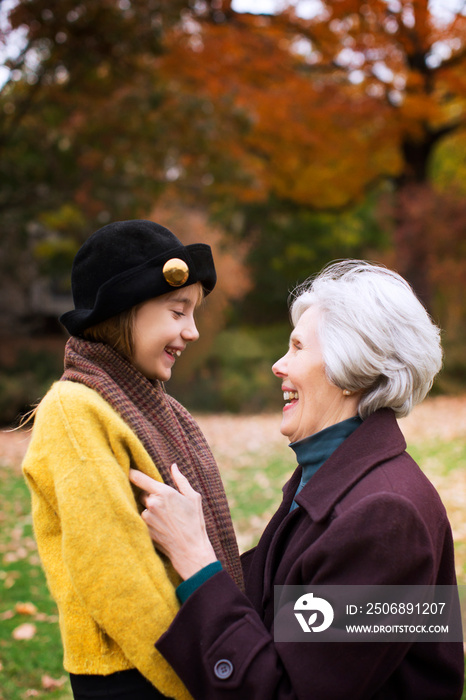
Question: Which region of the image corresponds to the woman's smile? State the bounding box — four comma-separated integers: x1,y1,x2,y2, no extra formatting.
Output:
282,388,299,410
273,306,359,442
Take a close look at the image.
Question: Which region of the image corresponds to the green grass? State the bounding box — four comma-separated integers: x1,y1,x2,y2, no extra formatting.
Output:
408,439,466,476
0,436,464,698
0,465,72,700
408,439,466,583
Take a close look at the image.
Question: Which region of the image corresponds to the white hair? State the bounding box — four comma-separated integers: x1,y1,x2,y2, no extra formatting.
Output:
290,260,443,419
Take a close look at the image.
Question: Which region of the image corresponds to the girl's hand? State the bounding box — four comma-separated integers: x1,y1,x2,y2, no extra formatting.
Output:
129,464,217,580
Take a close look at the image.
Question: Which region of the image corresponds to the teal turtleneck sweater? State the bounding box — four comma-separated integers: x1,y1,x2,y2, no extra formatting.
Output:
289,415,362,511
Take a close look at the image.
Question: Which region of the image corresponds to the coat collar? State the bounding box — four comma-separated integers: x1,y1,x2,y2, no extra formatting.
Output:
292,408,407,522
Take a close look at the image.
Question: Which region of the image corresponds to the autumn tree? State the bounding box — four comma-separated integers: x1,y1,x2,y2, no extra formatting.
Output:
157,1,466,318
2,0,466,332
280,0,466,314
153,6,394,322
0,0,247,331
1,0,465,412
287,0,466,310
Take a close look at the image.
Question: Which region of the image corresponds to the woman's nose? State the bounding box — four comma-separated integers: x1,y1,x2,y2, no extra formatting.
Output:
272,354,287,378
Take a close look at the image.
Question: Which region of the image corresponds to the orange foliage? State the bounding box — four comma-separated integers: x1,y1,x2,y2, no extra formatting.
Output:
159,13,399,208
155,0,466,209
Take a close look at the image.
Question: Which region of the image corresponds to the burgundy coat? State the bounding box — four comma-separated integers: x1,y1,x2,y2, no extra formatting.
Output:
157,409,464,699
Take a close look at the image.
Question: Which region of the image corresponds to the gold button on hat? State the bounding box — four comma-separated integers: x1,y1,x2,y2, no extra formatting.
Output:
163,258,189,287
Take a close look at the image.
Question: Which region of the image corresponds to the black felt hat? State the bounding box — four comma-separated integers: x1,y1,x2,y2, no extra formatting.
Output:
59,219,216,336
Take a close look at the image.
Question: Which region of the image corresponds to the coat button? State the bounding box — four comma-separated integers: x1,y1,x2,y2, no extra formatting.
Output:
214,659,234,680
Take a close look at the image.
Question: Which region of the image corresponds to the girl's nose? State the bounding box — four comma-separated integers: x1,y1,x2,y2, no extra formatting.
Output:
182,317,199,343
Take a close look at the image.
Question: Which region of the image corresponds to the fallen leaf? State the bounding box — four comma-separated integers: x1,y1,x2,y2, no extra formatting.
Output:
0,609,14,620
15,602,38,616
12,623,36,640
35,612,58,623
41,674,67,690
4,571,20,589
4,549,27,563
5,579,16,589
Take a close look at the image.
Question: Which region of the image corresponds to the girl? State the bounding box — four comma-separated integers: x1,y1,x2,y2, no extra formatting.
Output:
22,220,243,700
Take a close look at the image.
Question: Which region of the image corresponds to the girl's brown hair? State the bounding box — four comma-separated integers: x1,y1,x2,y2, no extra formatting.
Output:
18,308,137,429
82,306,138,361
19,284,204,428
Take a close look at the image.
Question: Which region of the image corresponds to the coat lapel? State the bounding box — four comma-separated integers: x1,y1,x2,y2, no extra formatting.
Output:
245,409,408,619
243,467,301,609
294,409,407,521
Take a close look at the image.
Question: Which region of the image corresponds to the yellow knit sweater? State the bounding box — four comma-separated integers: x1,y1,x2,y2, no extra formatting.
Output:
22,381,192,699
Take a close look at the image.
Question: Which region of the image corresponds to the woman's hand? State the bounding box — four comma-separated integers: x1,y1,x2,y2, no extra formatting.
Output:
129,464,217,580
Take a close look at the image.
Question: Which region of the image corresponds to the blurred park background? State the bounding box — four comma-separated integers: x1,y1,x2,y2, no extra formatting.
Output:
1,0,466,423
0,2,466,696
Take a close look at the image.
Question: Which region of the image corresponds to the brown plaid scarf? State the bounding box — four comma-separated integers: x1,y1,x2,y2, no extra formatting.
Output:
61,336,243,589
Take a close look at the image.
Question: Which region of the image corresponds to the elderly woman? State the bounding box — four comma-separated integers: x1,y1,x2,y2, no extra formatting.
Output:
130,260,464,700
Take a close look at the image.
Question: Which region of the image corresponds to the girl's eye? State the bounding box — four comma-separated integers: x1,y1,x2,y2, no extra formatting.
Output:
173,310,185,318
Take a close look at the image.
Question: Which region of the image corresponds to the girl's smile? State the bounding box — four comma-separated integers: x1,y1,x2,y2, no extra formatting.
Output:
132,284,201,381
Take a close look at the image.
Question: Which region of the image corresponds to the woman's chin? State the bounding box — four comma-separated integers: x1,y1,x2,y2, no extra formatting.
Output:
279,418,293,440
